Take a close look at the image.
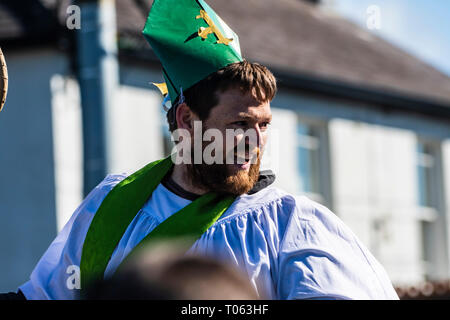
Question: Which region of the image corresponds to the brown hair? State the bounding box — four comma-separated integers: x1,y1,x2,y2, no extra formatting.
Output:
167,60,277,131
83,242,261,300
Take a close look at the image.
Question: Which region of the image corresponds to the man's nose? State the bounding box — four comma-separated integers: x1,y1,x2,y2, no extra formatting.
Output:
245,124,263,150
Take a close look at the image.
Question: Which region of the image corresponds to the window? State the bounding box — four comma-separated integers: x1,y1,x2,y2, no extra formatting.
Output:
417,142,437,209
416,139,447,280
296,118,332,208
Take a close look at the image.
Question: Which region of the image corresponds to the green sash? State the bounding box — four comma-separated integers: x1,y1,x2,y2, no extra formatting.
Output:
80,156,235,290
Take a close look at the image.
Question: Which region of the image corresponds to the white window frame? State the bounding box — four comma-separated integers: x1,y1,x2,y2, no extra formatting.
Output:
296,116,333,209
416,137,448,281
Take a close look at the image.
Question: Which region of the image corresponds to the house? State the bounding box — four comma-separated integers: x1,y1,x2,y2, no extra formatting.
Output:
0,0,449,295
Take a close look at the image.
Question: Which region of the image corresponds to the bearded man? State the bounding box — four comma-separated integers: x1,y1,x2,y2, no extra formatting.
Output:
4,0,398,300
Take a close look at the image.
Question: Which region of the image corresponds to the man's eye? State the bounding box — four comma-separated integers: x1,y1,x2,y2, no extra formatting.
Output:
231,121,248,127
260,122,271,129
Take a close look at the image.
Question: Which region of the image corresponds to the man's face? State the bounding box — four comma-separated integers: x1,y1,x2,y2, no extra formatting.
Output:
188,87,272,195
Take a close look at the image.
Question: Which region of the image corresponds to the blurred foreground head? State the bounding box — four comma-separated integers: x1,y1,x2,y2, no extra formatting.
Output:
83,241,260,300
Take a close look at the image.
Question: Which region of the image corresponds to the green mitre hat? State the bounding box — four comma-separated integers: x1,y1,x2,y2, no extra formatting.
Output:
142,0,243,103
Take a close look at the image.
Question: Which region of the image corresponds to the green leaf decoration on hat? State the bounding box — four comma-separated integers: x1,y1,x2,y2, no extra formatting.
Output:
143,0,243,103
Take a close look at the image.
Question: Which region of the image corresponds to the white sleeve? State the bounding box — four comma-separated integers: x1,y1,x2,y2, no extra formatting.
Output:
18,174,127,300
277,196,399,300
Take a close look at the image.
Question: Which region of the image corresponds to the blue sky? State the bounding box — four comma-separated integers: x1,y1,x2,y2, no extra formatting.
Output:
334,0,450,77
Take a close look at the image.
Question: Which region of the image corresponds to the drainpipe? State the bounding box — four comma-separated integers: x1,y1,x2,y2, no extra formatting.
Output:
76,0,118,196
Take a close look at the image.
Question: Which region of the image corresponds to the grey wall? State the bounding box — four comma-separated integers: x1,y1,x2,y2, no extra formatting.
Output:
0,48,67,292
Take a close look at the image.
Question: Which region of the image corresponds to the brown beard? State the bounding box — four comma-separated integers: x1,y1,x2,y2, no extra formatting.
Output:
187,149,261,196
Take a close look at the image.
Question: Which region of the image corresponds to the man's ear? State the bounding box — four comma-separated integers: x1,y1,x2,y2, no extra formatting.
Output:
175,103,197,131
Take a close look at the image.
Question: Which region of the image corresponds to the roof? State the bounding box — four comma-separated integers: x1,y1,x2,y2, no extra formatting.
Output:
0,0,62,45
2,0,450,110
116,0,450,110
216,0,450,106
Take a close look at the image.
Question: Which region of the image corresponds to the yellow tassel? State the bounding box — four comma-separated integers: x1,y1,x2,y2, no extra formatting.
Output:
152,82,168,96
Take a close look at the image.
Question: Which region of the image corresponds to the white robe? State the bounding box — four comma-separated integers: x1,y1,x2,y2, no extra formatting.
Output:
19,173,399,300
